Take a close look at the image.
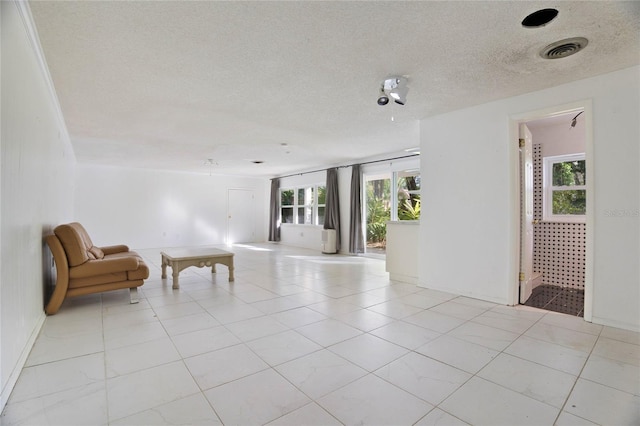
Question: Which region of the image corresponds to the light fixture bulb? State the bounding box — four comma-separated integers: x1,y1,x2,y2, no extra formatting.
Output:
390,86,408,105
377,87,389,106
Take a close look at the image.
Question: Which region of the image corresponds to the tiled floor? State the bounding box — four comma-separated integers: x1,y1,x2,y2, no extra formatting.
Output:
2,243,639,425
524,284,585,317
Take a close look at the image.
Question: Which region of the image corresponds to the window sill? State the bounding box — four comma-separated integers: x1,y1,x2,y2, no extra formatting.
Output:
542,216,586,224
387,220,420,225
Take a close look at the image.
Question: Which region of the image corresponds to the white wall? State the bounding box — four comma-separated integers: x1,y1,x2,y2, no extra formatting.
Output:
532,117,585,158
1,1,76,408
75,165,269,249
420,66,640,331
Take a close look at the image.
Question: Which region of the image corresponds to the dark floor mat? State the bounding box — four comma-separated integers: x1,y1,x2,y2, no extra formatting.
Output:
523,284,584,317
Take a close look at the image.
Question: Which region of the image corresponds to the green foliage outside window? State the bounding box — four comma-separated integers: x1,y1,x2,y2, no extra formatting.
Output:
317,186,326,204
551,160,586,215
552,160,585,186
367,197,390,243
366,179,391,245
397,175,421,220
280,189,294,223
281,189,294,205
553,190,586,215
398,197,421,220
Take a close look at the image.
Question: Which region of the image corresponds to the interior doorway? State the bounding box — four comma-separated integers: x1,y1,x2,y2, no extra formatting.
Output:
227,189,255,244
517,108,588,317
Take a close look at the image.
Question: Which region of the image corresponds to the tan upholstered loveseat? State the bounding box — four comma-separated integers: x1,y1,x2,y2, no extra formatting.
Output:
45,222,149,315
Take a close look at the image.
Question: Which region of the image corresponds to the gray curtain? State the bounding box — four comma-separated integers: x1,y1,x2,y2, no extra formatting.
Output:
268,178,280,241
323,168,341,251
349,164,365,253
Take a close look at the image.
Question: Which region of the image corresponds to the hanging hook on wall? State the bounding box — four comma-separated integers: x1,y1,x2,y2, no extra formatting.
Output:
570,111,584,128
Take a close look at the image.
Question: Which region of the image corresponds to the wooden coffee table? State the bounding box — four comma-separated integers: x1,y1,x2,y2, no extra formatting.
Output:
161,247,234,289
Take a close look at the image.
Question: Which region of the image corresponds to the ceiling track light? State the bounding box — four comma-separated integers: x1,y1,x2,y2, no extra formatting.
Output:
377,76,409,106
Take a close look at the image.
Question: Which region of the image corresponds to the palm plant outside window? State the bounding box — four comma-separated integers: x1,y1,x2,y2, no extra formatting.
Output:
397,171,421,221
365,170,421,254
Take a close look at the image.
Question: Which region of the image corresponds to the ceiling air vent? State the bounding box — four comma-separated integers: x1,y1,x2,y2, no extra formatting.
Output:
540,37,588,59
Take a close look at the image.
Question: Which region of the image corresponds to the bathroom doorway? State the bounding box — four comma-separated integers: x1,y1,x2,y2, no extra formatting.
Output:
517,107,589,317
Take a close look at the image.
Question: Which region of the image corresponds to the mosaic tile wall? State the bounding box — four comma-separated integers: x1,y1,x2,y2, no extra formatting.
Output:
532,144,586,289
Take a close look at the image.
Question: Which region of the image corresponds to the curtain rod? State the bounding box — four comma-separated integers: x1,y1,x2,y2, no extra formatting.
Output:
273,153,419,180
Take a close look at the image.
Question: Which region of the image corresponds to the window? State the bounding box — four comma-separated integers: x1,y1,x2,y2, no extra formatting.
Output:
397,170,421,221
543,153,586,222
280,189,294,224
317,185,326,225
280,185,326,225
364,168,421,255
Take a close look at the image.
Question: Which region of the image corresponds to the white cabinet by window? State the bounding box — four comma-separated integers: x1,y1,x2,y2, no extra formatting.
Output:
385,221,419,284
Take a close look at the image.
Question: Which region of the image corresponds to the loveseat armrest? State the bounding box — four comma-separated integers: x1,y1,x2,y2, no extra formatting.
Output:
46,234,70,315
100,244,130,255
70,257,140,278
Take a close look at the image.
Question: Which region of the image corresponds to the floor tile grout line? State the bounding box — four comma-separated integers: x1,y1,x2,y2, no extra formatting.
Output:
553,323,604,425
427,308,569,422
100,294,112,425
494,310,594,377
106,285,224,424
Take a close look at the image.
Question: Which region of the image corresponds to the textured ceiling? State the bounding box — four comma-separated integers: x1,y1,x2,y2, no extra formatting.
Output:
29,1,639,177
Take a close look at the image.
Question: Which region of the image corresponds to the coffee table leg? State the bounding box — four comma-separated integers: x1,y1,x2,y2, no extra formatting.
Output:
161,256,167,279
172,261,180,289
211,264,217,274
229,262,234,282
172,270,180,289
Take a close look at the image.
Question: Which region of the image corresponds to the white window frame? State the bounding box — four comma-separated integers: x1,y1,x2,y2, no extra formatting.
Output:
395,169,421,222
297,187,314,225
281,184,325,226
280,188,295,224
363,164,421,223
543,153,586,223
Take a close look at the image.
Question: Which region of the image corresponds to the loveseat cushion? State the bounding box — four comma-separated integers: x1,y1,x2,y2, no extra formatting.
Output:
74,222,96,249
128,262,150,280
69,256,140,278
89,246,105,259
54,224,90,267
101,245,130,255
69,272,128,288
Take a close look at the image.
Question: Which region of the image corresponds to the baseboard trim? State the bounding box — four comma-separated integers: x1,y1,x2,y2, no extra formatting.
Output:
0,312,46,411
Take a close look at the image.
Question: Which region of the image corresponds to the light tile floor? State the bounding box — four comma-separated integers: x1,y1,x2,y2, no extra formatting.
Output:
2,243,639,425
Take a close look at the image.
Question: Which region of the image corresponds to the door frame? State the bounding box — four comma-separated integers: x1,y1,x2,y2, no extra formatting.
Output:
226,188,255,244
519,123,535,304
508,100,594,322
362,171,392,258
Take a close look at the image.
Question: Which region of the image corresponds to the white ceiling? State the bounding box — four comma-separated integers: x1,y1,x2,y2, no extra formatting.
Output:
29,1,639,177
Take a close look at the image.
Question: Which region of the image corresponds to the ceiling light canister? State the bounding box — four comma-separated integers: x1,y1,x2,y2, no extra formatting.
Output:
390,85,408,105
